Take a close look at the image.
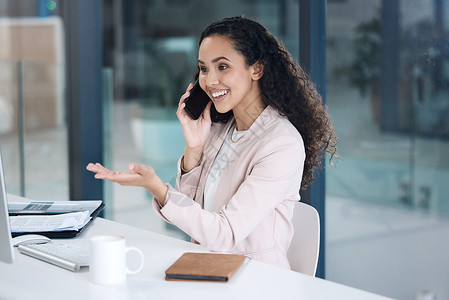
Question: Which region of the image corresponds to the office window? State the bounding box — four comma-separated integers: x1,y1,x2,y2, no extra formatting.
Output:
326,0,449,299
0,0,68,200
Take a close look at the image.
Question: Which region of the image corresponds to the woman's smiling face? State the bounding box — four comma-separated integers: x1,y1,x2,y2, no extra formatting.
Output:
197,34,263,116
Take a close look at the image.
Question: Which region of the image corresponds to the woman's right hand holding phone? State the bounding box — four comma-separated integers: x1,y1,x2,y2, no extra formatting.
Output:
176,83,212,172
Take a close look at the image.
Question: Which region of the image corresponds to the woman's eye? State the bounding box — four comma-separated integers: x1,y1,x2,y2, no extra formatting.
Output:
199,66,208,73
219,65,228,71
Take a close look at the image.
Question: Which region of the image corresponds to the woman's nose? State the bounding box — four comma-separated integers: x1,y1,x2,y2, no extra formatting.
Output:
205,71,219,87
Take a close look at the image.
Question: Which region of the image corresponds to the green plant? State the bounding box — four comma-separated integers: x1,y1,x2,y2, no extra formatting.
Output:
333,16,381,96
138,39,195,110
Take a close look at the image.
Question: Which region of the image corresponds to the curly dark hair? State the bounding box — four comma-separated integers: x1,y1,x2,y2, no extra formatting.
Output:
199,16,337,190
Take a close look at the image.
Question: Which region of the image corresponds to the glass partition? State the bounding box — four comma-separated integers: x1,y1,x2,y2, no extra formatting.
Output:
0,59,68,200
102,67,114,218
326,0,449,299
0,12,68,200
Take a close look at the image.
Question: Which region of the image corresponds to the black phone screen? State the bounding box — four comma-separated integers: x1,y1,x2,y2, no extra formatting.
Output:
183,80,211,120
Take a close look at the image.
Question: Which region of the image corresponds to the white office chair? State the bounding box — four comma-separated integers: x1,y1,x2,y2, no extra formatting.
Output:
287,201,320,276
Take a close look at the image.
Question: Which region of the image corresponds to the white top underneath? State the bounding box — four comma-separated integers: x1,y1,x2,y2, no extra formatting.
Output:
203,123,247,212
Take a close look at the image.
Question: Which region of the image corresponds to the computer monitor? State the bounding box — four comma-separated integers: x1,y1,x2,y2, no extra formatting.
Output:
0,150,14,263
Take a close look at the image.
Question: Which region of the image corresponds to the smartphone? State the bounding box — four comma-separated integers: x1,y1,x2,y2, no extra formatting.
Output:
183,80,211,120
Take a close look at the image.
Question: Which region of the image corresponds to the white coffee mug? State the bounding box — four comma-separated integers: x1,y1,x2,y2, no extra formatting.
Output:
89,235,144,285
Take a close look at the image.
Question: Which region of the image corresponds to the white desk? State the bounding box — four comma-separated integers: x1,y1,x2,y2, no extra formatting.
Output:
1,198,394,300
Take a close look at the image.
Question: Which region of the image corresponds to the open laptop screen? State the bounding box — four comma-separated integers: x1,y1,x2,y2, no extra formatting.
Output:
0,151,14,263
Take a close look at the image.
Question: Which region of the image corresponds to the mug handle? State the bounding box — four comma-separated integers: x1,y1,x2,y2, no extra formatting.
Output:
125,247,144,274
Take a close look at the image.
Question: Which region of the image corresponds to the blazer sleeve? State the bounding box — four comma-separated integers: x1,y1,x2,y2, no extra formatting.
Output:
174,155,204,200
152,154,204,222
155,134,305,252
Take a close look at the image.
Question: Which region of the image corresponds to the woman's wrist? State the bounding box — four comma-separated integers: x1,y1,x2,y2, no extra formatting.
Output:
155,185,169,207
182,148,204,172
146,177,168,206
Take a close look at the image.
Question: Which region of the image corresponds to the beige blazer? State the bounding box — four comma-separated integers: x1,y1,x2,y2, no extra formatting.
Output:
153,106,305,269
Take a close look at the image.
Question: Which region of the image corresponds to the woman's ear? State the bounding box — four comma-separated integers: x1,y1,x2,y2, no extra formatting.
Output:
251,62,264,80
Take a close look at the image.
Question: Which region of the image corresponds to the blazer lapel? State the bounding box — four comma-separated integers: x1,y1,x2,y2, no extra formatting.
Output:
195,119,235,207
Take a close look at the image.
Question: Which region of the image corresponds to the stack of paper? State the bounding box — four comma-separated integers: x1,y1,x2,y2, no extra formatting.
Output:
9,211,91,233
8,200,103,216
8,199,104,237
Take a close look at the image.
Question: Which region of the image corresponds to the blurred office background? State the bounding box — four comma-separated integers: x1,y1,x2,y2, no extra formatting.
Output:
0,0,448,299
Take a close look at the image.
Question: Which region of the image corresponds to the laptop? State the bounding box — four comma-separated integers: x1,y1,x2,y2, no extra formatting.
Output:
0,150,14,263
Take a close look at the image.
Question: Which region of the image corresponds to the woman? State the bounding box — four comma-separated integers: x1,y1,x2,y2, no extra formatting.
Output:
87,16,337,269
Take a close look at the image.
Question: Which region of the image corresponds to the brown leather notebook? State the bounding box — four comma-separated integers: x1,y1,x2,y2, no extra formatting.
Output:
165,252,246,282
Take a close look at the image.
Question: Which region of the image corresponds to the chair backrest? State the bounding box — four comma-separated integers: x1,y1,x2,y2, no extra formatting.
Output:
287,201,320,276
